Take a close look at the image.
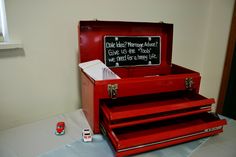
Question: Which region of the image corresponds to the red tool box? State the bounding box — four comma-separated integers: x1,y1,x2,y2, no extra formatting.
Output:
78,21,226,157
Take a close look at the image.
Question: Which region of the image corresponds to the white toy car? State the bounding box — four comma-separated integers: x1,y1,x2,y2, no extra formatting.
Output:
82,128,92,142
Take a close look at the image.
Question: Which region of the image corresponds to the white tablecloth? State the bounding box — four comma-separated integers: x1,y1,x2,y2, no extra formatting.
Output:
0,109,235,157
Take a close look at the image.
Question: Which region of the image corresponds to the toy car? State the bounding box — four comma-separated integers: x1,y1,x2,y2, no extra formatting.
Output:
82,128,92,142
55,122,65,135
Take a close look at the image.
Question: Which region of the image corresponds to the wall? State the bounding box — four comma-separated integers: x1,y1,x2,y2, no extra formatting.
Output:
201,0,235,111
0,0,234,130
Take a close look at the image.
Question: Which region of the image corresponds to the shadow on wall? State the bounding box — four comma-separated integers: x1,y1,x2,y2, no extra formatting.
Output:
0,48,25,58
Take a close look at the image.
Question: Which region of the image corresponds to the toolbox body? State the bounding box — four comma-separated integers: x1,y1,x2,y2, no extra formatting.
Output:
78,21,226,157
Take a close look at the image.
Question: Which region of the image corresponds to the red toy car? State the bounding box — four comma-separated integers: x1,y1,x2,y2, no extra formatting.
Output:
55,122,65,135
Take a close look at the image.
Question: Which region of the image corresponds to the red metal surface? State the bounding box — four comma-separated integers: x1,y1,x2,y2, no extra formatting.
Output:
79,21,173,75
102,113,226,151
81,71,97,132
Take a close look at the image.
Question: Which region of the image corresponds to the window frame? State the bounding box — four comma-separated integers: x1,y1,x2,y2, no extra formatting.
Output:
0,0,9,42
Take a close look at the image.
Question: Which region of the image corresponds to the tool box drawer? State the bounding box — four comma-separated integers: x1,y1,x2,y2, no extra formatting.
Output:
101,91,214,121
100,113,226,157
100,91,215,129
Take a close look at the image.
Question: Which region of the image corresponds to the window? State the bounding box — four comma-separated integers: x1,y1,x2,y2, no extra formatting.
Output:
0,0,8,42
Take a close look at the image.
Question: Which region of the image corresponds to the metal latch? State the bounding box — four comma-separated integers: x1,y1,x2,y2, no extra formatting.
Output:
108,84,118,99
185,78,193,90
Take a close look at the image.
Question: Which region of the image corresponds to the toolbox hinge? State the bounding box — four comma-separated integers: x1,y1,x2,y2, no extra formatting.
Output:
108,84,118,99
185,78,193,90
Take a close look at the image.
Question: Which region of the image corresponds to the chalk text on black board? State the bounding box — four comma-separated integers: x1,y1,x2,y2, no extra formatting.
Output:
104,36,161,67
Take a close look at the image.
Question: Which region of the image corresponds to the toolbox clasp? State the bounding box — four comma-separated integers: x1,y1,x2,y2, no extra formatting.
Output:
185,78,193,90
108,84,118,99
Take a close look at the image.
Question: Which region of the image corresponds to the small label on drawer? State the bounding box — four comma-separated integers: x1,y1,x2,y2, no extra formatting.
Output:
204,126,222,132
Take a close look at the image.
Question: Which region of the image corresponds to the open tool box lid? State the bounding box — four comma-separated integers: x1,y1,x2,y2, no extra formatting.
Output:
79,20,173,77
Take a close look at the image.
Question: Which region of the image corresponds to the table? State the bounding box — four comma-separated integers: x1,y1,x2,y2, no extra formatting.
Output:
0,109,235,157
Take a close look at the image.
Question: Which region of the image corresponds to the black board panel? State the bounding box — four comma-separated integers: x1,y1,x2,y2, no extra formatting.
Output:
104,36,161,67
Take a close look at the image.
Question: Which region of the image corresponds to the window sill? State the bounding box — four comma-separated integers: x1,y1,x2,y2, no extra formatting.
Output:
0,41,23,50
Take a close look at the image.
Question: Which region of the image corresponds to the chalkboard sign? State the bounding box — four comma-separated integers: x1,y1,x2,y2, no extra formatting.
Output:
104,36,161,67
